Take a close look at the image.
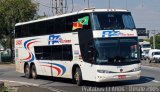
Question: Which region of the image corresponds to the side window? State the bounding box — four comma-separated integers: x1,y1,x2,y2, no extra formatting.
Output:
36,21,46,36
34,45,73,61
66,15,78,32
62,45,73,60
21,25,30,37
15,26,22,38
46,20,54,35
54,18,66,33
43,46,52,60
30,23,37,36
52,45,63,60
34,46,43,60
34,46,52,60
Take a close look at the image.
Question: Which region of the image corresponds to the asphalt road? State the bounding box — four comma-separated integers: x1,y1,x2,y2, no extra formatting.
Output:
0,64,160,92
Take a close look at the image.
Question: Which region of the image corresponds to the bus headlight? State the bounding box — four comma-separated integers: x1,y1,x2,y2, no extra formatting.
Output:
133,67,141,72
97,70,110,73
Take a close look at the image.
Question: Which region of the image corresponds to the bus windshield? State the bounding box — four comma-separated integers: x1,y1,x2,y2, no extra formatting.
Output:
93,12,135,30
95,37,139,65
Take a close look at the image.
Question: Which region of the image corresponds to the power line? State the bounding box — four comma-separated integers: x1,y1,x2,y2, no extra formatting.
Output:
39,3,52,8
71,0,74,12
51,0,54,15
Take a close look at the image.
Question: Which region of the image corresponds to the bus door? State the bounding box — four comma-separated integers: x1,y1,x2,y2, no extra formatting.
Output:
78,30,96,80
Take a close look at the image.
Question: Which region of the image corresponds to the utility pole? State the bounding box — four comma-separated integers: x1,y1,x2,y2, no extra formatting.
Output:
59,0,64,14
88,0,90,8
51,0,54,15
152,30,156,49
55,0,58,14
53,0,67,15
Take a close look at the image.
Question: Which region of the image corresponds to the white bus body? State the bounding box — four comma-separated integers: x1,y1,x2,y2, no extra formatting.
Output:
15,9,141,85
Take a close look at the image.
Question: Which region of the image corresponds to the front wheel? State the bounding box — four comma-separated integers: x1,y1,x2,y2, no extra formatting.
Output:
24,64,31,78
74,67,83,86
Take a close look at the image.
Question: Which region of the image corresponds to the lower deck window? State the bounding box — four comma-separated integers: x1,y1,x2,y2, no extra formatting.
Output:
34,45,73,61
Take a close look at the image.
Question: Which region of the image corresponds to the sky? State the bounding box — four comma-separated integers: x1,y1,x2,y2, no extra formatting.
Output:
33,0,160,30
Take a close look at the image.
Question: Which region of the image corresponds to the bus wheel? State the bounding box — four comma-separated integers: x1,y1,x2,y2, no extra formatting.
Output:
31,64,37,79
74,67,83,86
24,64,31,78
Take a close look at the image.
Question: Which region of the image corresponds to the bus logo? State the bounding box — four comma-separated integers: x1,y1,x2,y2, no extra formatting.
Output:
48,35,71,45
102,30,135,37
48,35,60,45
102,30,120,37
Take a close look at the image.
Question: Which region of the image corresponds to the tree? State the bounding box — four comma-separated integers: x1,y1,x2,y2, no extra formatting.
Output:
150,35,160,49
0,0,37,62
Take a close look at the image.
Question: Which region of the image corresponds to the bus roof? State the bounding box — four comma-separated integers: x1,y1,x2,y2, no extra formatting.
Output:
15,8,128,26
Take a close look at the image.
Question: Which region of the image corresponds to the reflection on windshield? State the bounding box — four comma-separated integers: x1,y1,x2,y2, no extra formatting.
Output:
93,12,135,30
95,38,139,65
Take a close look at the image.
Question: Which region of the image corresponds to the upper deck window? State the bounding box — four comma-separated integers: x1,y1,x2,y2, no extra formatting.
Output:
93,12,136,30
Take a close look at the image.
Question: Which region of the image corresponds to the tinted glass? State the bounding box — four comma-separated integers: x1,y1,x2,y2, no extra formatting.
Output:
15,13,92,38
95,37,139,65
93,12,135,30
34,45,73,61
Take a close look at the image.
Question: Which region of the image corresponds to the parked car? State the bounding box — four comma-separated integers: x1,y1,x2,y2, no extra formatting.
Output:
148,49,160,63
142,50,149,60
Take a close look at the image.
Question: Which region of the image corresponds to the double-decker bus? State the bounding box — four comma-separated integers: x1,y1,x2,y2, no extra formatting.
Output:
15,9,141,86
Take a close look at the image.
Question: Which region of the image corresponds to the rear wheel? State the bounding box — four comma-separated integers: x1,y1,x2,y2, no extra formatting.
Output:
74,67,83,86
24,64,31,78
31,64,37,79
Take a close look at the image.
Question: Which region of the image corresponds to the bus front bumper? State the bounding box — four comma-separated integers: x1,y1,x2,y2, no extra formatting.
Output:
95,71,141,82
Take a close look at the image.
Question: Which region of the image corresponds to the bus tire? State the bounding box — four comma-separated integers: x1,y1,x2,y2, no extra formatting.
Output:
31,64,37,79
74,67,83,86
24,64,31,78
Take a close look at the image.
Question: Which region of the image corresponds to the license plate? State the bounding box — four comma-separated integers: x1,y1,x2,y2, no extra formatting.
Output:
118,75,126,79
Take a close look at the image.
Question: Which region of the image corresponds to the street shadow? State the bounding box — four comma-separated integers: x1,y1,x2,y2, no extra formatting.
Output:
82,76,155,87
21,75,155,87
21,75,73,84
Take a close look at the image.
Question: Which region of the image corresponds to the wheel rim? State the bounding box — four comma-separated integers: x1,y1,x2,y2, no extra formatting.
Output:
25,66,29,77
75,71,79,82
32,68,36,78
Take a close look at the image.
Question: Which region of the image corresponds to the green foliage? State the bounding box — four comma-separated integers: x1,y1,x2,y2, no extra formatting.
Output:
0,0,37,48
143,39,150,42
150,35,160,49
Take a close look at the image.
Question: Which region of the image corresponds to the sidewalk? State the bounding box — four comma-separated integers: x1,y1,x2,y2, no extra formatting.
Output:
0,81,54,92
